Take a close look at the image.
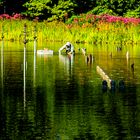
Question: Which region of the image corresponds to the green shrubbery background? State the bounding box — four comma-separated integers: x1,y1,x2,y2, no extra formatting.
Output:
0,0,140,21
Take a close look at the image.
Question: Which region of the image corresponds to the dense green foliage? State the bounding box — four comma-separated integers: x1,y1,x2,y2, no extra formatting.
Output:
0,0,140,20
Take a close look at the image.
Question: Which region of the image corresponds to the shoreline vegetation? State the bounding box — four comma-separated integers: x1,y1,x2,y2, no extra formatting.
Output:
0,13,140,44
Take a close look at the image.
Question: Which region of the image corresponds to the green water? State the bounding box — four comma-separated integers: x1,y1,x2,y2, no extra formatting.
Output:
0,41,140,140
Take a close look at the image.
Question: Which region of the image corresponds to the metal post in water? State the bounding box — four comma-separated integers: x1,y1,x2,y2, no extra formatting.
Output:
1,25,4,89
1,25,4,40
33,24,37,44
33,25,37,87
23,24,27,109
23,24,27,45
33,25,37,55
1,34,4,93
1,25,4,103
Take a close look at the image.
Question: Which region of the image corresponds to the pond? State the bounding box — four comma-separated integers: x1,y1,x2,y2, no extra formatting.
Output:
0,41,140,140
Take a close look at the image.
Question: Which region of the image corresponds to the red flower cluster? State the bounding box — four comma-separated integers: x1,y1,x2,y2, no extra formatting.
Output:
72,14,140,25
99,14,140,24
0,13,22,20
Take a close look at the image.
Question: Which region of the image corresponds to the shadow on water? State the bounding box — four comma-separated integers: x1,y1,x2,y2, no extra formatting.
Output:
0,41,140,139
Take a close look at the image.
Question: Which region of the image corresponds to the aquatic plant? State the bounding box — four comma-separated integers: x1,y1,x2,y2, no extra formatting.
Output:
0,13,140,44
67,14,140,25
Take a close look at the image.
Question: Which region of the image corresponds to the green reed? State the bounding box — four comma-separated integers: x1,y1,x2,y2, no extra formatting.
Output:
0,19,140,44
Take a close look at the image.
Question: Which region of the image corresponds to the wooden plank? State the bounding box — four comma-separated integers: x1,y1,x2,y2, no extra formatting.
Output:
96,65,112,89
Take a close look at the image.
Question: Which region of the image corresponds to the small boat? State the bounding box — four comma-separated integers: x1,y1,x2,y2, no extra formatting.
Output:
37,49,53,55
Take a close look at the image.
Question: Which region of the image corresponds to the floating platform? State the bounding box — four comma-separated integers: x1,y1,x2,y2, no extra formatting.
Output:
37,50,53,55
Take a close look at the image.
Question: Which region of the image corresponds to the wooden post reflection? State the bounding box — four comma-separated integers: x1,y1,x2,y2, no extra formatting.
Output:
59,53,74,77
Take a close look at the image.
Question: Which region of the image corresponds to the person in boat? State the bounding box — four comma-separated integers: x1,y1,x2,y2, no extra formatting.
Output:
59,42,74,54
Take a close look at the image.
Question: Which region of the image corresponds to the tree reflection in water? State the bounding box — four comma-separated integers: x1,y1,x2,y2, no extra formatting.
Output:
0,42,140,139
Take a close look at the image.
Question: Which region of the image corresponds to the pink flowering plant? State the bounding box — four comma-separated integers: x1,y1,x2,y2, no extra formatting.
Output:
66,14,140,25
0,13,140,43
0,13,23,20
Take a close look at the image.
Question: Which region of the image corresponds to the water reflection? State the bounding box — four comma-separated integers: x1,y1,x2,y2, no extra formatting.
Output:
23,46,26,109
0,42,140,139
59,53,74,77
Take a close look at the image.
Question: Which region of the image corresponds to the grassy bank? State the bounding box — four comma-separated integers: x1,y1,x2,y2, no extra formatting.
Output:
0,14,140,44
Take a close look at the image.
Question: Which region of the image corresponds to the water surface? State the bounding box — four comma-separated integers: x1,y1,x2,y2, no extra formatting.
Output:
0,41,140,140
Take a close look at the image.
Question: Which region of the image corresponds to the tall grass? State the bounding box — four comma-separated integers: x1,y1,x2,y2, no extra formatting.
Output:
0,14,140,44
